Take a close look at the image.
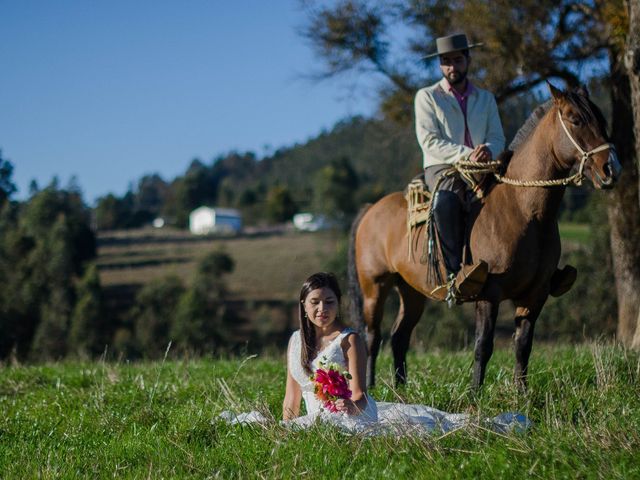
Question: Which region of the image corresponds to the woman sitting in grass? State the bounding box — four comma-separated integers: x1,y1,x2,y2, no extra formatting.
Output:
282,272,377,427
223,272,529,435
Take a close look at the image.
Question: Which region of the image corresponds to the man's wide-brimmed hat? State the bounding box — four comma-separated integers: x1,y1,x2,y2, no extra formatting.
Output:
422,33,483,60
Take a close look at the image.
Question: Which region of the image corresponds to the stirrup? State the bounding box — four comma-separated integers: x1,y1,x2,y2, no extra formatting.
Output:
429,275,457,307
429,262,488,306
455,261,489,298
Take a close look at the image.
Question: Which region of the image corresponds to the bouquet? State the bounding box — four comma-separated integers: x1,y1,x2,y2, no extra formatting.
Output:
311,358,352,413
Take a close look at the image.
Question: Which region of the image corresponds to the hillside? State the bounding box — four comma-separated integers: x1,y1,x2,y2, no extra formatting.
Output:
97,228,342,301
95,223,596,354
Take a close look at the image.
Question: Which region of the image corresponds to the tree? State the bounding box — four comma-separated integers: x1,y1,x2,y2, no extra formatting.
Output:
0,151,17,205
134,174,169,219
597,0,640,347
625,0,640,348
131,275,185,358
313,156,359,220
69,263,107,358
95,194,127,230
300,0,604,122
30,215,75,360
171,250,235,353
163,161,216,228
0,183,98,360
266,185,297,223
300,0,640,345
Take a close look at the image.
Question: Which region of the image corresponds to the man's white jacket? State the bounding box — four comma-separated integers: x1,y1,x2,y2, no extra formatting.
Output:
414,78,505,169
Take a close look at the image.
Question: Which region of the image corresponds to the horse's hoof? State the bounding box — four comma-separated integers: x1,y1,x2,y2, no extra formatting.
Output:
549,265,577,297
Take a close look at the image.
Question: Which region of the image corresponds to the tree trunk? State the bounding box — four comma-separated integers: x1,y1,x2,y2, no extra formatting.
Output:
626,0,640,349
608,28,640,347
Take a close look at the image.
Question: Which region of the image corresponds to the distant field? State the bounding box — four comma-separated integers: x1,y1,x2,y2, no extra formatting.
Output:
558,222,590,246
98,223,589,299
1,344,637,478
97,228,342,301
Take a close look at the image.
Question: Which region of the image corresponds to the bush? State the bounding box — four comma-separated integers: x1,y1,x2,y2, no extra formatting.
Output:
131,275,186,358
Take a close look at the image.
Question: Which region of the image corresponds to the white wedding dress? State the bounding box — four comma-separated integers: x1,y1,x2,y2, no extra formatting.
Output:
219,329,530,436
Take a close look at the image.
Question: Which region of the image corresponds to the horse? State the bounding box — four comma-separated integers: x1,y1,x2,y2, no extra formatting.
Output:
348,83,622,390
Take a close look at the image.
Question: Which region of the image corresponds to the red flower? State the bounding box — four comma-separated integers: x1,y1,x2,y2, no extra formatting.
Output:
311,361,352,413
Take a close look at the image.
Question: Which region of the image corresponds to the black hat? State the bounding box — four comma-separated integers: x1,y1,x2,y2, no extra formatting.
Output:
422,33,483,60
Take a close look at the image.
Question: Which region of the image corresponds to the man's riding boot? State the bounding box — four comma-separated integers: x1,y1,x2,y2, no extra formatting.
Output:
430,190,487,300
455,261,488,297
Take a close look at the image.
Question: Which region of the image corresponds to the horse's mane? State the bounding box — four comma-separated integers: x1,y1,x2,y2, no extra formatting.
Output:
508,99,553,151
507,88,609,152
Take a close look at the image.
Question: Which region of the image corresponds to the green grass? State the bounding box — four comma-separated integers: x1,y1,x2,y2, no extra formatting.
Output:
559,222,590,246
1,343,638,478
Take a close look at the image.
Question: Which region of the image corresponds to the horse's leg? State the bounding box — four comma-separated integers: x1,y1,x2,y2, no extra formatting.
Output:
472,300,500,389
390,279,425,386
513,302,544,391
362,276,393,388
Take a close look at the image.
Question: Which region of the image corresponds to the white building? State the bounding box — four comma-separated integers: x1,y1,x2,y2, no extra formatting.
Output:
293,213,331,232
189,207,242,235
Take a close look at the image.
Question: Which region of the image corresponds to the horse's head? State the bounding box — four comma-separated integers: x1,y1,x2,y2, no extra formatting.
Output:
549,83,622,189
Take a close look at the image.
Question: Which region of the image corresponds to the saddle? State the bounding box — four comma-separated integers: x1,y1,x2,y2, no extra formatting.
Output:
404,171,478,265
404,169,577,302
404,171,486,304
404,161,495,253
404,174,433,236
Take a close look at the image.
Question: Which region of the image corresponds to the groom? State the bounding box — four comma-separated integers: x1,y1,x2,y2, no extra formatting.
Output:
415,33,576,301
414,33,503,300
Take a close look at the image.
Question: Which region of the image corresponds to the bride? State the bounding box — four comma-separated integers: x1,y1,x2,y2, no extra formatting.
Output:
222,272,529,435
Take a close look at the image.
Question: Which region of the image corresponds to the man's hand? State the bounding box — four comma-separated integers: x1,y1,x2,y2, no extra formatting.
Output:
469,144,492,163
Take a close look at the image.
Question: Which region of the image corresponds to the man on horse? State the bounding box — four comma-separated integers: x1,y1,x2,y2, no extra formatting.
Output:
414,33,504,301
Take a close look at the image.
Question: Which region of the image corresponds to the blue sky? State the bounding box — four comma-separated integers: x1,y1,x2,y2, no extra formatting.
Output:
0,1,380,204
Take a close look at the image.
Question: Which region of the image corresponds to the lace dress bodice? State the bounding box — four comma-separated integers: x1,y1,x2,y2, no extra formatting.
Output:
288,329,377,423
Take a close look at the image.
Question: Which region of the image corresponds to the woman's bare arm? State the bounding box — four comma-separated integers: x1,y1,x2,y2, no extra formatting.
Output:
282,337,302,420
335,332,368,415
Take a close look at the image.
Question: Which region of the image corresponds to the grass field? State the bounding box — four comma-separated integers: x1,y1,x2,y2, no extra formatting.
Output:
558,222,591,246
97,228,341,301
1,343,638,478
97,223,588,301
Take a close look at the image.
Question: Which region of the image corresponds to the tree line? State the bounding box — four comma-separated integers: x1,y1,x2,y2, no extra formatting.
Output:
0,155,241,361
0,99,618,362
93,117,409,231
94,85,596,234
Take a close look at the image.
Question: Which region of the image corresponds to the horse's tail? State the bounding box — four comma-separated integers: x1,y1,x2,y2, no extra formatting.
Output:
348,204,371,338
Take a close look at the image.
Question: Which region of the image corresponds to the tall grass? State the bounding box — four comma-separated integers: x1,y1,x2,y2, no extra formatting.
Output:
1,343,638,478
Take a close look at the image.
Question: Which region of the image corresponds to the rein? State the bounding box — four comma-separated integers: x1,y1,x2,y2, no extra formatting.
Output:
454,111,614,188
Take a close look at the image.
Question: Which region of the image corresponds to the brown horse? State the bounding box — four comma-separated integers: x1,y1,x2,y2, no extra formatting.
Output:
348,84,621,390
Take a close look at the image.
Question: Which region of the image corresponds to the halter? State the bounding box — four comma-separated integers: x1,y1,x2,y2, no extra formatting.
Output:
556,110,614,186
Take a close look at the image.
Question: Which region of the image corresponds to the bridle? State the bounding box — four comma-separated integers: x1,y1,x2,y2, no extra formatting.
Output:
556,111,615,186
452,109,615,188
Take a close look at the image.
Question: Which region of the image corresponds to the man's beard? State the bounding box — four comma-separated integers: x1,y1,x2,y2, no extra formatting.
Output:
446,69,467,86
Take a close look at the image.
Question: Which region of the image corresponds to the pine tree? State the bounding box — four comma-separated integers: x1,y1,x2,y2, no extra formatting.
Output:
29,215,75,360
171,250,235,354
131,275,185,358
69,263,106,358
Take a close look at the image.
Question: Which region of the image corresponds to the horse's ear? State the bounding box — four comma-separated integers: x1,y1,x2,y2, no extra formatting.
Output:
547,81,564,104
576,84,590,98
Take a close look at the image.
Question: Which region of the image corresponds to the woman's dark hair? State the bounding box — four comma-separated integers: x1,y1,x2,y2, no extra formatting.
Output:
299,272,342,374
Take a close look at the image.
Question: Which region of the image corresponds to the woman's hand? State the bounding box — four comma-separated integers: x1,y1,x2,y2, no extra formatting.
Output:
333,398,362,416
